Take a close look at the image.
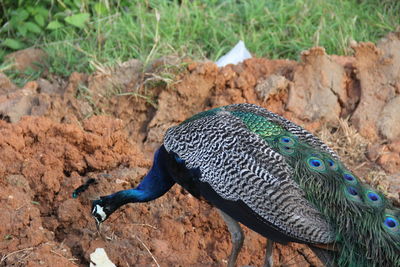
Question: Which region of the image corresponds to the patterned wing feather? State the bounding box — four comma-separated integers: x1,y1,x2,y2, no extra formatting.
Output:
164,107,335,244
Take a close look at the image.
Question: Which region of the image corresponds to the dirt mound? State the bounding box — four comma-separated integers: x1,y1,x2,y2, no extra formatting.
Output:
0,116,148,266
0,32,399,266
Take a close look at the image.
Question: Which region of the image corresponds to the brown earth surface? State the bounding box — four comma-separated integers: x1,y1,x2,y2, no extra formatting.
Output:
0,32,400,267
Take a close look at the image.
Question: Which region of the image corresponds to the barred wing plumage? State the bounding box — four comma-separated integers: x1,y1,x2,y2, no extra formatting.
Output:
164,104,335,244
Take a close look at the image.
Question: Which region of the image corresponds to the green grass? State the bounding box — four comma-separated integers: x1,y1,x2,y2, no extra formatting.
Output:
1,0,399,78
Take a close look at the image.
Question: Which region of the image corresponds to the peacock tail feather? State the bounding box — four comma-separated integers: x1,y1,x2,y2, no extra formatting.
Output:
231,108,400,266
164,103,400,267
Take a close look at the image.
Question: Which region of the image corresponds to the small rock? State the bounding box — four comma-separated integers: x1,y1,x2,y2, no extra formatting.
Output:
5,48,47,71
255,74,290,101
388,141,400,153
351,33,400,141
385,173,400,204
0,80,50,122
0,88,36,122
378,96,400,141
22,81,38,91
349,39,358,48
37,78,60,94
377,152,400,174
286,47,344,122
367,144,385,161
0,72,18,94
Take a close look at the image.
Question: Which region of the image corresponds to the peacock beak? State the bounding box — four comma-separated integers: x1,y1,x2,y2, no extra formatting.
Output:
92,203,107,231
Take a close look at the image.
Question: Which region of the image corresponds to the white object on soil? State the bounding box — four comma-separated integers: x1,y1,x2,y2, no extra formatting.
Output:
90,248,116,267
215,40,252,67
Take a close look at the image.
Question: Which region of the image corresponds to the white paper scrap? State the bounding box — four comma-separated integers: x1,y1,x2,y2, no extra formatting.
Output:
90,248,116,267
215,40,252,67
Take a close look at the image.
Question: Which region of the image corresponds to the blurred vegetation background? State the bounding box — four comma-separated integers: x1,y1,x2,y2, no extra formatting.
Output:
0,0,399,77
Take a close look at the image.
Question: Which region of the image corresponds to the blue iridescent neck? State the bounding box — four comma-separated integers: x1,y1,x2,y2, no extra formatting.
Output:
104,146,175,207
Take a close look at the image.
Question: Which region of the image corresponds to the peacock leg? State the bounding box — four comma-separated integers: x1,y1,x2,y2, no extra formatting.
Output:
218,210,244,267
263,239,274,267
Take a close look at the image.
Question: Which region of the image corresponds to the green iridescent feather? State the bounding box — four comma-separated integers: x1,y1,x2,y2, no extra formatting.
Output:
229,109,400,267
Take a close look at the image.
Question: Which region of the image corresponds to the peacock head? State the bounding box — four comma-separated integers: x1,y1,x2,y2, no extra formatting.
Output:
91,196,117,225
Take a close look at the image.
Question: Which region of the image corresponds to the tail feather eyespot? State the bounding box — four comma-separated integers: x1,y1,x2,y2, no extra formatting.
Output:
383,213,399,235
306,156,326,172
278,144,295,155
363,189,384,208
343,185,363,203
342,171,359,186
278,136,296,147
326,158,339,171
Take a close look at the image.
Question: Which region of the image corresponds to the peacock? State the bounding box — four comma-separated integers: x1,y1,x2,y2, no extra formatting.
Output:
82,103,400,267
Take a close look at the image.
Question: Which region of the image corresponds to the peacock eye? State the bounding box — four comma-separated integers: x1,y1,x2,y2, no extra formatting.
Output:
278,144,295,155
326,158,339,171
344,173,355,181
367,192,380,201
342,172,358,185
347,186,358,196
383,215,400,235
384,217,397,228
364,189,384,208
278,136,295,147
311,160,321,167
343,185,363,203
382,211,400,235
306,157,326,172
